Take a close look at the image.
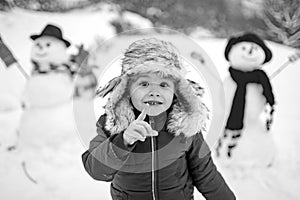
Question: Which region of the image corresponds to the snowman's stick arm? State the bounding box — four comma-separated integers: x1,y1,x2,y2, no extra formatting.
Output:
21,161,38,184
270,52,300,79
270,60,290,79
15,62,30,80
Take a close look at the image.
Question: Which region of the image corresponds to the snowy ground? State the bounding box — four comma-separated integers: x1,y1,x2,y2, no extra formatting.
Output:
1,6,300,200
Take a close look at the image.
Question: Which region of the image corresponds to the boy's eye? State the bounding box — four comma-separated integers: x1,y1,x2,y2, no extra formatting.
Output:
46,43,51,47
160,82,169,87
139,81,149,87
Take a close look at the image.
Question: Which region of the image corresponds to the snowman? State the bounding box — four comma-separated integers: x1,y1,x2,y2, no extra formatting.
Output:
20,24,78,149
215,33,277,170
25,24,77,108
17,24,79,190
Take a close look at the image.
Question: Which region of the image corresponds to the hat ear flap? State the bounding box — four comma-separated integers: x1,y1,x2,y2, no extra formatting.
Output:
187,79,205,97
96,76,122,97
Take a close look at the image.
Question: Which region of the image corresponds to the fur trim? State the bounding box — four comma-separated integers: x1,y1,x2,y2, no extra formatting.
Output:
103,70,208,137
122,38,183,74
96,76,122,97
127,62,185,79
168,78,208,137
98,38,208,137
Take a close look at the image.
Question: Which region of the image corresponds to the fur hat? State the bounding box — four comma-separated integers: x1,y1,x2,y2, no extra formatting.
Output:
97,38,208,137
224,32,272,64
30,24,71,47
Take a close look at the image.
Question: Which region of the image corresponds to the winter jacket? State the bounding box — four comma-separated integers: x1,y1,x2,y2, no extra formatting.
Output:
82,113,236,200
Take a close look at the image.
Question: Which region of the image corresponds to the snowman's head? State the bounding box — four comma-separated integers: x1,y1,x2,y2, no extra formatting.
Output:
30,36,69,65
225,33,272,72
30,24,71,66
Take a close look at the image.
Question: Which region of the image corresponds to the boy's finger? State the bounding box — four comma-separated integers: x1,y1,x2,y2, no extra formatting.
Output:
135,121,158,137
136,121,153,136
137,104,149,121
131,129,146,141
133,123,147,137
151,130,159,137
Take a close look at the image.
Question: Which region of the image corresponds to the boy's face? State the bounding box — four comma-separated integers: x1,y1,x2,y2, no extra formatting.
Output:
129,73,175,116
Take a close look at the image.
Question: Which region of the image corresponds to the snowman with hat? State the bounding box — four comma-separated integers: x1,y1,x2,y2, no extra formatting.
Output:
20,24,80,151
0,24,80,152
25,24,78,108
215,33,277,171
15,24,85,189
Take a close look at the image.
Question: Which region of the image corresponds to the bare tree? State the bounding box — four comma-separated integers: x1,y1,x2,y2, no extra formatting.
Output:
263,0,300,48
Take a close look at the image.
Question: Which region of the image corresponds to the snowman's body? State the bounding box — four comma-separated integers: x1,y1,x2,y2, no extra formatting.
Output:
224,78,266,125
20,31,75,139
215,36,276,169
220,76,276,168
17,25,76,190
25,36,74,108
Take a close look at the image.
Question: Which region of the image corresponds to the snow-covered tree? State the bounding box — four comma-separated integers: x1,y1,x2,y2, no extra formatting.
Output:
0,0,14,11
263,0,300,48
2,0,92,12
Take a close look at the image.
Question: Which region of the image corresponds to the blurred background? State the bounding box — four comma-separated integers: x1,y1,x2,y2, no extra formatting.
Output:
1,0,300,48
1,0,300,200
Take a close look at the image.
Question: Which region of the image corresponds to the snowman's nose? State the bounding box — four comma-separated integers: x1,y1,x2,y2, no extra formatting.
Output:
249,47,253,54
37,43,43,50
248,44,256,55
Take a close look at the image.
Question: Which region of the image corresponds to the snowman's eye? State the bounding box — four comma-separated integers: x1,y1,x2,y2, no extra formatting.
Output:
242,46,246,50
46,43,51,47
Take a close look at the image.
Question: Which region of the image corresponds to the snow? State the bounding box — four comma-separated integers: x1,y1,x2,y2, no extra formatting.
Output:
1,7,300,200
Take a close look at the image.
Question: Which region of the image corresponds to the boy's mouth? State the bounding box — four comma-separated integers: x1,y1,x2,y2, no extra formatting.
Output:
144,101,163,106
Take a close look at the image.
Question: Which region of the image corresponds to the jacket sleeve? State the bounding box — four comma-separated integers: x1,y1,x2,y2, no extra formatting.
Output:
187,132,236,200
82,115,135,181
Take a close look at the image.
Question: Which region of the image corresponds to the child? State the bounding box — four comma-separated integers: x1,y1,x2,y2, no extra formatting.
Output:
82,38,236,200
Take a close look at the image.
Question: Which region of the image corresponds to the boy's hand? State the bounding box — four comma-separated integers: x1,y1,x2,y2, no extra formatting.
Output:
123,105,158,146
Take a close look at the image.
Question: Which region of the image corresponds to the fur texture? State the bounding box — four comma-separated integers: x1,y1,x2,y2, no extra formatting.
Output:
98,38,208,137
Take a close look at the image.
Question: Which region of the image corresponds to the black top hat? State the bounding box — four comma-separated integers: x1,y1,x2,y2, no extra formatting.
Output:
30,24,71,47
224,33,272,64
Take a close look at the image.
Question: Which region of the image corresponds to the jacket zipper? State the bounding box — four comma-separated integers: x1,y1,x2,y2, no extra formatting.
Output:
149,116,156,200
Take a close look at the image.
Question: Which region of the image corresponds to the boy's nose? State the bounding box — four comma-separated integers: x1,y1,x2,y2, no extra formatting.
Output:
148,91,160,97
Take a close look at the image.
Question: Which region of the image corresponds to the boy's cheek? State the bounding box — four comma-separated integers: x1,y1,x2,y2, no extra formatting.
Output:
130,97,143,112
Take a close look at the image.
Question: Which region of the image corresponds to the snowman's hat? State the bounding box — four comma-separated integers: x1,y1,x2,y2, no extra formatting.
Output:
225,32,272,64
30,24,71,47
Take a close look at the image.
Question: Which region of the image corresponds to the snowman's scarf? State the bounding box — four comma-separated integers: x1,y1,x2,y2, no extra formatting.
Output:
31,60,76,77
225,67,275,130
